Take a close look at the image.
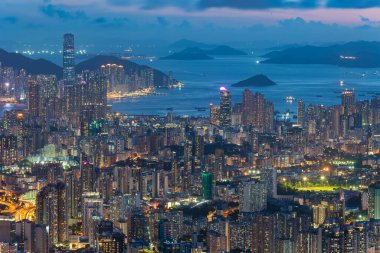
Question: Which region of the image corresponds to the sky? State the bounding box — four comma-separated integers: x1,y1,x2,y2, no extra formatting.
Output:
1,0,380,51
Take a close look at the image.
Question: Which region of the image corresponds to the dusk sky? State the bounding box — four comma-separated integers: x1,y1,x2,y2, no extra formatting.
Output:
1,0,380,49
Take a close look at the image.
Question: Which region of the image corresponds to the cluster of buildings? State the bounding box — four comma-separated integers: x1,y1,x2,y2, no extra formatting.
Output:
0,34,378,253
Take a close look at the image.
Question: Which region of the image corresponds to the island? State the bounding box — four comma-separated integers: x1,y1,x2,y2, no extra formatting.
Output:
232,74,277,87
262,41,380,68
160,47,214,60
205,45,247,56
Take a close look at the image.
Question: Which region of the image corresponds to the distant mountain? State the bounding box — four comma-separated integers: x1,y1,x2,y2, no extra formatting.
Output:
0,49,62,78
0,49,174,87
232,74,277,87
262,41,380,68
205,45,247,56
169,39,216,49
161,47,214,60
77,55,173,87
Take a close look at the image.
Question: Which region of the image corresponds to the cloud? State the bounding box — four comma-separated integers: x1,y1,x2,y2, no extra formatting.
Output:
107,0,197,10
40,4,87,21
106,0,380,10
197,0,320,10
93,17,108,24
91,17,131,27
359,15,380,25
326,0,380,8
360,16,370,22
2,16,18,24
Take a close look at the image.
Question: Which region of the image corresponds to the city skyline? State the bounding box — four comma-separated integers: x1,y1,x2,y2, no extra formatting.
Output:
0,1,380,252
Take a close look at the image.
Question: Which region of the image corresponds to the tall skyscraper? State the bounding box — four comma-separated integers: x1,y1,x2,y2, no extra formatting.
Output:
63,33,75,86
297,98,305,127
219,87,232,127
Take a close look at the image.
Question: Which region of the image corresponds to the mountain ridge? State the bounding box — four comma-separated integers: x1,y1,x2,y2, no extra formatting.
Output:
262,41,380,68
0,49,174,87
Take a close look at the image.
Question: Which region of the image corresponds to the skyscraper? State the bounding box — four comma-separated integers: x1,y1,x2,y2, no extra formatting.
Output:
63,33,75,86
219,87,232,127
297,98,305,127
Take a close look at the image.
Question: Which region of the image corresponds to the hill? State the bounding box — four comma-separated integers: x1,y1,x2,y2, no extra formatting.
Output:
205,45,247,56
232,74,277,87
262,41,380,68
77,55,173,87
0,49,62,78
0,49,174,87
160,47,214,60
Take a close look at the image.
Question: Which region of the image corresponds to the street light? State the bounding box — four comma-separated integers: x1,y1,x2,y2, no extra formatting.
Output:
302,176,308,186
321,175,326,186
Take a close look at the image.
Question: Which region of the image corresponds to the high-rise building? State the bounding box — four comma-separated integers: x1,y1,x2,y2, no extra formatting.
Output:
368,182,380,219
63,33,75,86
36,75,57,121
36,182,68,249
95,220,124,253
82,192,103,242
252,213,276,253
0,135,17,165
210,103,220,126
80,70,108,124
64,169,81,219
239,179,267,212
242,89,254,126
27,79,39,117
15,220,34,253
341,89,355,115
202,172,213,200
242,89,274,133
101,64,125,93
81,161,99,193
219,87,232,127
297,98,305,127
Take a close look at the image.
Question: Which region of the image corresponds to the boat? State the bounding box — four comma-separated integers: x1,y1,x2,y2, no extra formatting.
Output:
166,107,173,111
284,96,297,103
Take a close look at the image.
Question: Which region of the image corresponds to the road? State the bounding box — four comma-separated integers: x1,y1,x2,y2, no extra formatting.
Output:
0,190,35,221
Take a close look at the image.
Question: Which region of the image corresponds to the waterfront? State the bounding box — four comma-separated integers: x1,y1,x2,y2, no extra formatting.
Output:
112,55,380,117
1,55,379,118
